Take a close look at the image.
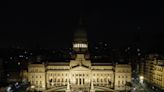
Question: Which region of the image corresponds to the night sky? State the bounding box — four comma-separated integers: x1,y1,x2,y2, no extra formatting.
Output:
0,1,163,50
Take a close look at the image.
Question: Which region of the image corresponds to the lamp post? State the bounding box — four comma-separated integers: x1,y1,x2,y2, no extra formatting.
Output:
139,76,144,84
31,85,35,92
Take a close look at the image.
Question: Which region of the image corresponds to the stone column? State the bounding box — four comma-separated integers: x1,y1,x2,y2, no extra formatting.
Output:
78,78,79,85
102,78,104,86
81,78,83,85
60,78,62,86
55,79,57,86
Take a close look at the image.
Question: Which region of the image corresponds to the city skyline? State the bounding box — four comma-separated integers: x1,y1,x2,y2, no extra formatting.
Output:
1,1,164,91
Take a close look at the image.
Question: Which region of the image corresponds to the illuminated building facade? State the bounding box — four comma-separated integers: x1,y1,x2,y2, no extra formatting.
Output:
24,28,132,92
141,54,164,91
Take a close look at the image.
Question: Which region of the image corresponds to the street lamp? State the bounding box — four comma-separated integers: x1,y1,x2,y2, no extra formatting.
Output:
31,85,35,92
139,76,144,84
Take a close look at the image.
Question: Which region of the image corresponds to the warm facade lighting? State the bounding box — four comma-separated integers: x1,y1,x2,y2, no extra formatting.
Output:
73,43,88,48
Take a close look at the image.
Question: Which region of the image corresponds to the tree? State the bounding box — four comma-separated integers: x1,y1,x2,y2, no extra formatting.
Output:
125,82,132,92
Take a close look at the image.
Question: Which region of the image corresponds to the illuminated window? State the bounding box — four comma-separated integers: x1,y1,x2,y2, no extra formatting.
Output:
73,43,88,48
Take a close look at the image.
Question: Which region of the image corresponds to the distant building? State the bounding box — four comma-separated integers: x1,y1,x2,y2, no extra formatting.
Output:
23,24,132,92
140,54,164,91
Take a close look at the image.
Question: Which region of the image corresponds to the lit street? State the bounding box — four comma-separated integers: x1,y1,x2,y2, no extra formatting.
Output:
131,78,155,92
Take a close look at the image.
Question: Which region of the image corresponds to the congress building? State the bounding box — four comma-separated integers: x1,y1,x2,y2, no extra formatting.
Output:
23,26,132,92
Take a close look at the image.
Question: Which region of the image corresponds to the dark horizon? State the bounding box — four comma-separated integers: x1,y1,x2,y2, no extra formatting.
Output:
0,1,163,51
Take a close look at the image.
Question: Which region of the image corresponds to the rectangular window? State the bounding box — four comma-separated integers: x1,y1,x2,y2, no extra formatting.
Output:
122,81,124,84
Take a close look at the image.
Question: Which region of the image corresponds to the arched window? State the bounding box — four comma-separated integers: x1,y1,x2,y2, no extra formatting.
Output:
101,79,103,82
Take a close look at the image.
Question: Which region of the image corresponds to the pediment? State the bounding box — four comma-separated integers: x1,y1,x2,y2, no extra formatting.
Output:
71,65,91,71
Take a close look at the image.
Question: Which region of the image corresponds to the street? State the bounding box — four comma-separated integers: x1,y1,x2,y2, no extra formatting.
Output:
131,79,155,92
